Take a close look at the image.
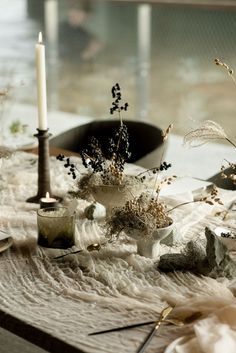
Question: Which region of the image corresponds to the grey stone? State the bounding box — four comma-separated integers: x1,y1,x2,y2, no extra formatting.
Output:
158,240,205,272
198,227,236,278
158,227,236,279
158,253,195,271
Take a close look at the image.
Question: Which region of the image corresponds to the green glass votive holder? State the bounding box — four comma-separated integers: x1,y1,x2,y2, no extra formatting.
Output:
37,206,76,248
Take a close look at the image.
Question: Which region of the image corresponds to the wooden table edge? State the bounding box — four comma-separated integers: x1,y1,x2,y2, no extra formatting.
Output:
0,308,87,353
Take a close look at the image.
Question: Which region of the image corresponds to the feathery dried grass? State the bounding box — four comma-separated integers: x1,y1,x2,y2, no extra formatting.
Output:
184,120,228,147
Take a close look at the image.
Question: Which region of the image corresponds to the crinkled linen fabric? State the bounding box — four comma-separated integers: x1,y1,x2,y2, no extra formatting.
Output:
0,152,236,353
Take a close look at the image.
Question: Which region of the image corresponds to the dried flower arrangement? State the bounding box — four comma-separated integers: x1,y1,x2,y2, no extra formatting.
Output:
57,84,146,208
106,123,224,244
104,122,171,234
100,124,179,247
80,85,130,187
107,193,173,240
107,175,222,242
55,87,225,258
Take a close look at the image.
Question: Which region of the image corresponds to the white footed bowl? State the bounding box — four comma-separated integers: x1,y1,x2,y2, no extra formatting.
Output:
136,221,174,258
91,182,145,215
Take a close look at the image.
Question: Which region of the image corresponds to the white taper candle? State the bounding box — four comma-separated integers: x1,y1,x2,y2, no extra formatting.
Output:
35,32,48,130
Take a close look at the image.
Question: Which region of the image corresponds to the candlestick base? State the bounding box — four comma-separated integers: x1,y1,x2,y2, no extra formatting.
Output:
26,128,62,204
27,194,43,204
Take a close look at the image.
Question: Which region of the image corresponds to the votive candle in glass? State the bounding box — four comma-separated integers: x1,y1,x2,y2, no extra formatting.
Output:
40,192,59,209
37,206,75,248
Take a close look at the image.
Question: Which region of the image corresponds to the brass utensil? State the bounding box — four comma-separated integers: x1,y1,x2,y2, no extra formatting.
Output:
87,243,101,252
136,306,173,353
88,318,183,336
54,243,101,259
53,249,83,259
88,310,201,336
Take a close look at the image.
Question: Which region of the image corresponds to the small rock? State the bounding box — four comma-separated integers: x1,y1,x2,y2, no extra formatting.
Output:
158,253,194,272
198,227,236,278
158,227,236,279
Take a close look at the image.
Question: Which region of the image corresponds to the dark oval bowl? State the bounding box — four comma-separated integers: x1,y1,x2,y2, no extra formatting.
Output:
50,119,165,168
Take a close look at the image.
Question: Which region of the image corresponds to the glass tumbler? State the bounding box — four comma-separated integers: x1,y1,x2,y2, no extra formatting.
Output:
37,206,75,248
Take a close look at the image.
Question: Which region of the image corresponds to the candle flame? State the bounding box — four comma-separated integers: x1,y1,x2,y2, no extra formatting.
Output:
38,32,43,44
46,192,50,198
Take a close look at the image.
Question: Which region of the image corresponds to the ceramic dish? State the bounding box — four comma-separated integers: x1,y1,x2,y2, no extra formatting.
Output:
0,232,13,253
214,226,236,251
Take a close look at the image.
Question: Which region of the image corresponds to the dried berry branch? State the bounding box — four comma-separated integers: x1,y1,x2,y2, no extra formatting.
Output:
220,159,236,185
56,154,80,179
110,83,129,123
79,83,131,184
136,123,174,202
167,185,223,213
57,84,131,186
136,161,172,178
80,136,105,173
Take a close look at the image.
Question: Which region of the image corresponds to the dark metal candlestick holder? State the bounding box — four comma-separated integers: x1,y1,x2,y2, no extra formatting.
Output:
27,129,53,203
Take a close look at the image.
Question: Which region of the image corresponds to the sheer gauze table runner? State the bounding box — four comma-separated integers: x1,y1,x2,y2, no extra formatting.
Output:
0,152,236,353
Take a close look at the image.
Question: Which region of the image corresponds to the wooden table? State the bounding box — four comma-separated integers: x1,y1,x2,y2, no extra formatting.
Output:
24,146,80,158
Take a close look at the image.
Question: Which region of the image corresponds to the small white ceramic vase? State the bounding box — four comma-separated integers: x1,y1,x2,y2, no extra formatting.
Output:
136,222,174,258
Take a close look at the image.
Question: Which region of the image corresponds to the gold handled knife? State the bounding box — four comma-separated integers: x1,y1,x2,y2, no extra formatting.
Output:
136,306,173,353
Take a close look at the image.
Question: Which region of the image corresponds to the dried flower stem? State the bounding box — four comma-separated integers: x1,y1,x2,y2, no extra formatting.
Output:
214,58,236,86
167,200,199,213
168,185,223,212
162,124,173,141
118,111,123,126
184,120,236,148
225,138,236,149
153,124,173,194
